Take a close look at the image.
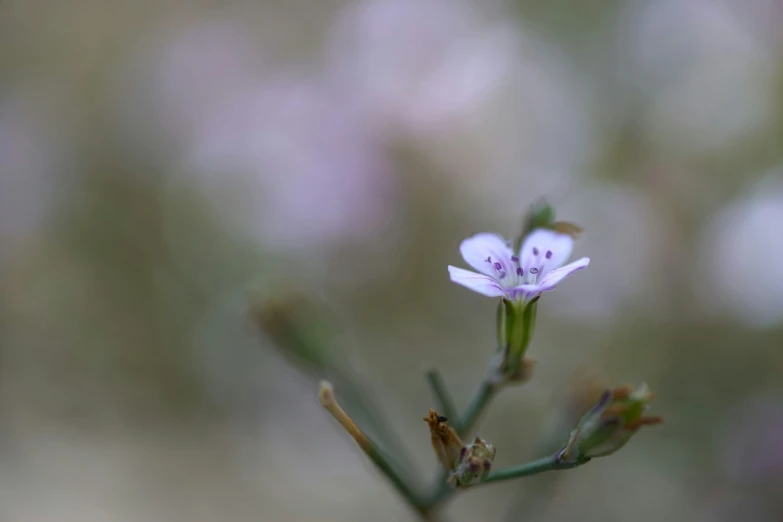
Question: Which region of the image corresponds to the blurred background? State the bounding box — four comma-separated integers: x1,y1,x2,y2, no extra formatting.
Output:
1,0,783,520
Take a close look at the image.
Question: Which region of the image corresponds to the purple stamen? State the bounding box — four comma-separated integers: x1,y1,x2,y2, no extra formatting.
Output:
529,267,539,275
493,262,502,271
485,256,492,264
545,250,553,259
498,271,506,279
532,247,539,256
511,255,519,263
516,267,523,276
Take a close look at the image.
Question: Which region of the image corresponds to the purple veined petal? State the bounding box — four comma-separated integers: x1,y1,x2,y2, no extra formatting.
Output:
509,283,548,300
448,266,506,298
519,228,574,275
459,233,515,277
537,257,590,290
509,257,586,298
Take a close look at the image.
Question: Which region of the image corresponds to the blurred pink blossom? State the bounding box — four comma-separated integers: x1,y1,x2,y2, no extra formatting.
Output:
113,20,265,151
326,0,588,217
548,184,662,320
621,0,776,156
114,19,398,259
177,77,397,255
326,0,505,136
697,173,783,326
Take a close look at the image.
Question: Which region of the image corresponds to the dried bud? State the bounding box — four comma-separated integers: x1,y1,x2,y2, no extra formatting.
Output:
551,221,583,240
424,409,464,472
451,437,497,488
557,383,663,463
507,356,536,384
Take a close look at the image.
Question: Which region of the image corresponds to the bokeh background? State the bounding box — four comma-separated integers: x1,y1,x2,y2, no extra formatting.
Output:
2,0,783,520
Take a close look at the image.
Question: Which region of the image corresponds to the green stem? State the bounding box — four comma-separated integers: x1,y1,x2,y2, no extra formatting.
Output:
482,455,590,485
518,299,537,358
331,367,414,467
457,379,497,438
422,455,589,512
424,368,458,421
319,381,427,516
364,445,429,515
496,300,506,349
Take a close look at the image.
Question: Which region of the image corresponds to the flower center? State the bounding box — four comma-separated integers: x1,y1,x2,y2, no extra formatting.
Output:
484,256,507,281
520,247,554,285
484,246,556,291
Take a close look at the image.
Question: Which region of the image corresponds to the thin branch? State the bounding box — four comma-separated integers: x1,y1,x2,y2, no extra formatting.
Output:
319,381,428,514
424,368,458,422
422,455,589,512
481,455,590,485
457,379,497,438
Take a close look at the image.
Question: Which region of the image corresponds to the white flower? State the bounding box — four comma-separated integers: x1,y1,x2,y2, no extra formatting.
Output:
697,172,783,326
448,229,589,301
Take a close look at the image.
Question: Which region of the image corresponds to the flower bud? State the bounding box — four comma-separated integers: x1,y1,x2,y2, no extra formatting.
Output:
551,221,583,240
451,437,497,488
515,199,583,251
250,292,333,376
557,383,663,463
515,199,556,252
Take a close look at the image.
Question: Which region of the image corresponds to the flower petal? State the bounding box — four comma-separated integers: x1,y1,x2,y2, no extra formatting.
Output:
519,228,574,274
509,258,589,299
459,233,515,277
537,257,590,290
448,266,506,298
509,284,549,301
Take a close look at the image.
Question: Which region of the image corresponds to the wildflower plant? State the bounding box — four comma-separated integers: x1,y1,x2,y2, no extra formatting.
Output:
256,200,662,519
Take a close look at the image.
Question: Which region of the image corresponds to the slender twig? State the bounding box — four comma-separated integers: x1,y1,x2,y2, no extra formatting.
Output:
330,367,415,468
319,381,428,514
424,368,458,422
457,379,497,437
422,455,589,511
481,455,590,485
320,373,587,519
